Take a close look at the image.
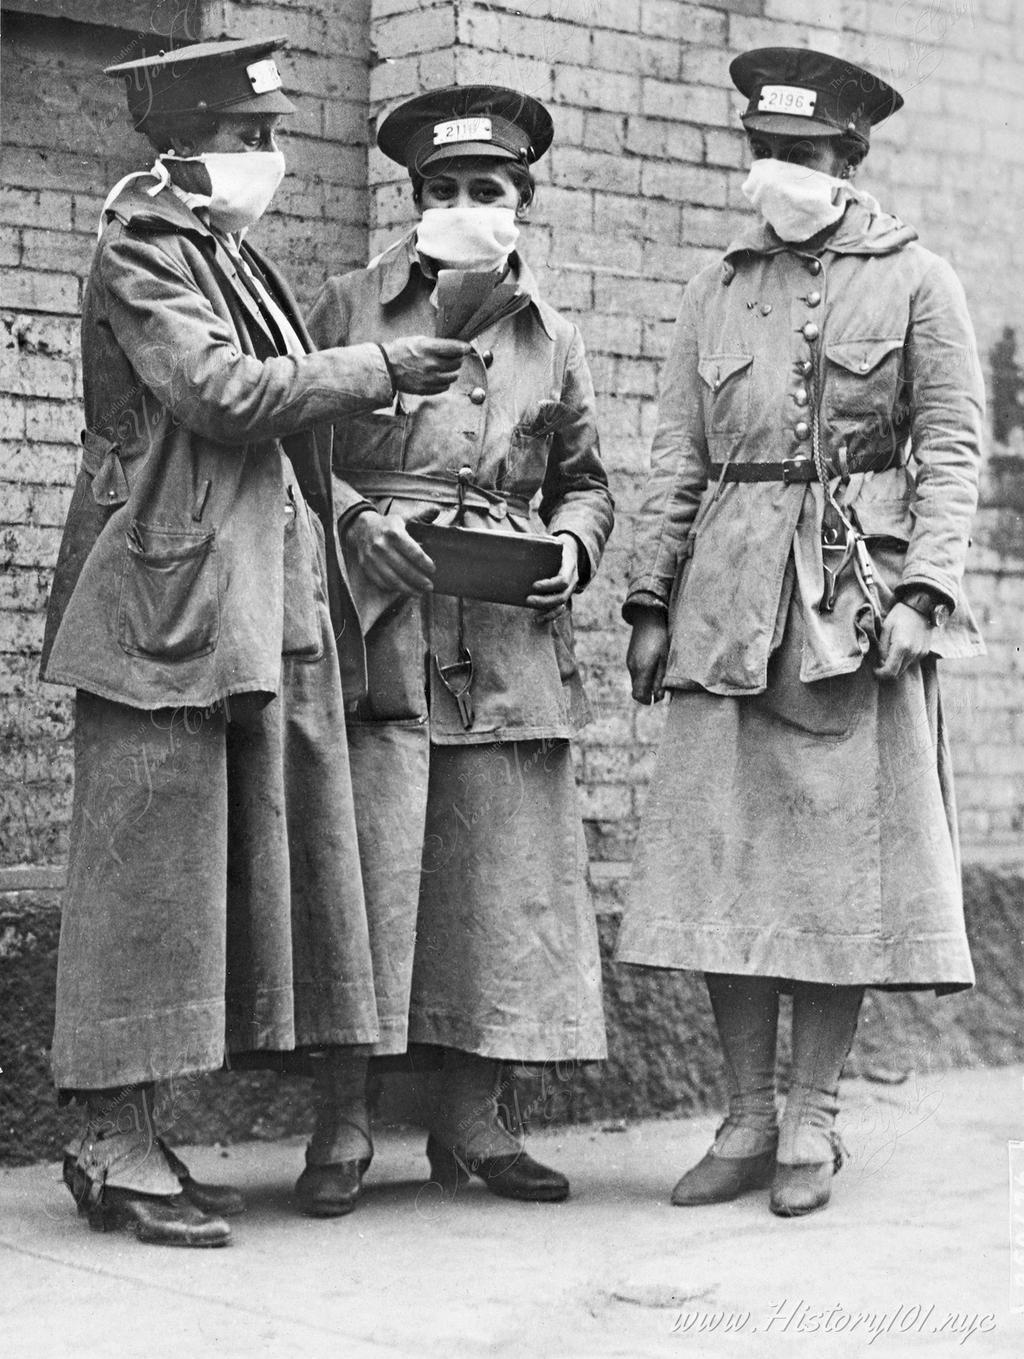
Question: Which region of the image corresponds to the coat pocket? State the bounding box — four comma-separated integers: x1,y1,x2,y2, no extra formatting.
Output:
335,409,409,472
825,336,904,420
281,492,327,660
697,353,753,433
504,426,553,489
118,522,219,661
551,605,579,683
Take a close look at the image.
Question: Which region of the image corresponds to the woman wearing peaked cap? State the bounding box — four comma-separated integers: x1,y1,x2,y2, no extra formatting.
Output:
307,85,613,1203
619,48,985,1217
41,36,471,1245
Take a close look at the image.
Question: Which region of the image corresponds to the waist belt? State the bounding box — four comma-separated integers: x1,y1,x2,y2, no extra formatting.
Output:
340,469,531,519
708,454,900,486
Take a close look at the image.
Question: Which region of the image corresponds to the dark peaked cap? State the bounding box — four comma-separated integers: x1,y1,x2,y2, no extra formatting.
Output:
378,85,554,173
105,36,295,125
730,47,903,142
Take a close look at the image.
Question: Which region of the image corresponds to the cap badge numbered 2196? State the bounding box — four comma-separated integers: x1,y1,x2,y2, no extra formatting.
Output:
757,85,816,116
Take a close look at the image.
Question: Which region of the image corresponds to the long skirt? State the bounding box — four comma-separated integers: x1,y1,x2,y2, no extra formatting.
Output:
615,603,974,995
346,726,606,1062
51,644,379,1091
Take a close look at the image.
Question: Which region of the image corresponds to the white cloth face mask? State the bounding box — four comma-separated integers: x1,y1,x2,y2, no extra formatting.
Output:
415,206,520,270
158,149,286,234
741,157,851,242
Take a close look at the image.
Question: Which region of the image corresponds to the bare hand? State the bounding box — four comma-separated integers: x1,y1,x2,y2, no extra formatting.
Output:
873,601,933,680
525,535,580,623
382,337,471,394
627,610,669,704
346,509,435,594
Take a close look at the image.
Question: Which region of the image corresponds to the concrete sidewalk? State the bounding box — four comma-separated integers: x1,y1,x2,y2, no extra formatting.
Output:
3,1066,1022,1359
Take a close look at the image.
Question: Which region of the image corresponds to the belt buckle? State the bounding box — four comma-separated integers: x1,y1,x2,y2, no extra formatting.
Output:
782,457,811,485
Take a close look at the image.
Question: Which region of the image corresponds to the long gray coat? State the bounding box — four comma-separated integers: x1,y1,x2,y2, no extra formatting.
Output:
46,182,388,1087
305,237,612,1059
617,202,983,991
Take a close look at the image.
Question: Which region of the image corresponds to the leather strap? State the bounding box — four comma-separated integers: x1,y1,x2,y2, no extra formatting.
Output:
339,469,531,519
709,452,901,486
708,459,817,484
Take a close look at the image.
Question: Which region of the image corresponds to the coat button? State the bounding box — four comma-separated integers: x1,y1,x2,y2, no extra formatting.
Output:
481,350,494,368
469,386,486,405
794,387,808,406
801,322,820,342
794,421,810,441
806,291,821,307
807,259,822,275
795,359,813,377
760,303,773,316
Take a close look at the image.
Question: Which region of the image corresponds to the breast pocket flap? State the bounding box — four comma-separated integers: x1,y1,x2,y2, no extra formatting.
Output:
697,353,753,392
825,336,902,376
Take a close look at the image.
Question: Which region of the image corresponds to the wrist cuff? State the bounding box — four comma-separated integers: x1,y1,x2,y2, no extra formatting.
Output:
375,343,397,397
338,500,376,537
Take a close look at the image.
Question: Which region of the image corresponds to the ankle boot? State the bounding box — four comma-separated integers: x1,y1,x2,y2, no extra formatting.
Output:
770,1133,845,1218
770,983,863,1218
295,1048,373,1218
425,1133,569,1202
69,1086,231,1247
425,1050,569,1202
63,1137,245,1219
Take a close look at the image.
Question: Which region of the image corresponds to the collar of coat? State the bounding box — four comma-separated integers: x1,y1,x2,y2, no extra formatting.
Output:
723,200,918,264
104,177,223,242
101,181,315,355
371,228,556,339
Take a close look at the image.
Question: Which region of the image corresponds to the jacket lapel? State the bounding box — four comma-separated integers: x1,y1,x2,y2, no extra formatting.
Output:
203,237,281,354
243,244,314,354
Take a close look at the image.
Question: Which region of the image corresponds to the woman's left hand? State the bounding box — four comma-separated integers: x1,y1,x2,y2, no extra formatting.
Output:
873,602,933,680
525,534,580,623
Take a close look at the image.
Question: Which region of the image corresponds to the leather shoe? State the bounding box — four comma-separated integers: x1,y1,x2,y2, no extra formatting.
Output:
295,1155,372,1218
426,1134,569,1203
87,1184,231,1246
770,1137,844,1218
157,1139,246,1217
670,1146,776,1206
63,1142,246,1219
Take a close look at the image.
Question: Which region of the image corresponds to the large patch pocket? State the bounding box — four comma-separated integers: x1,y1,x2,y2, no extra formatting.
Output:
336,408,408,471
697,354,753,433
825,336,904,421
118,522,219,661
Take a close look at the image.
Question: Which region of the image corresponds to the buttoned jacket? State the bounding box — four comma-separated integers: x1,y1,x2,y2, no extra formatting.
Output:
41,183,395,709
627,202,985,694
308,234,614,742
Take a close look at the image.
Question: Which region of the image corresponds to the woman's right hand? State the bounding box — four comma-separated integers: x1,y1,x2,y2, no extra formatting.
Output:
627,609,669,704
381,338,472,393
345,509,436,594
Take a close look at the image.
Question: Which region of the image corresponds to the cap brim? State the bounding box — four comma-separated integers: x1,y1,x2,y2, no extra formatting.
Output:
741,112,845,138
217,90,296,115
417,142,519,170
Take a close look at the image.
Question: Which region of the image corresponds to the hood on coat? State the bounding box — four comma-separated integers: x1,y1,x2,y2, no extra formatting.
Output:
724,199,918,264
